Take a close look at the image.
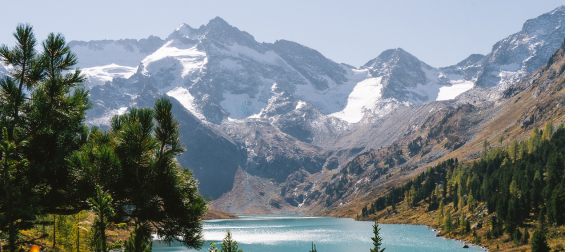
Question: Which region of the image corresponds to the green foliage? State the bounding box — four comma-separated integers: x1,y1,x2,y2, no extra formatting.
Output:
465,218,471,233
444,211,453,233
436,199,444,226
220,230,243,252
370,219,385,252
124,226,153,252
308,241,317,252
0,23,90,252
513,229,522,246
523,228,530,245
0,24,207,251
209,242,219,252
531,229,550,252
362,158,457,218
88,185,115,252
69,98,207,249
369,122,565,242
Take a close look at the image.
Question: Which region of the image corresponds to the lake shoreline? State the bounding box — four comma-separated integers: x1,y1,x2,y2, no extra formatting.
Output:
353,218,489,251
204,209,239,220
155,215,487,251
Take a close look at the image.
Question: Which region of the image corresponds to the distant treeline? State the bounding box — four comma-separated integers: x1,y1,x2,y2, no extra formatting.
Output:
363,120,565,236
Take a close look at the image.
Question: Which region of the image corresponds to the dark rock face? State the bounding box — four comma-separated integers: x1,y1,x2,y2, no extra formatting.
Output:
268,40,348,90
171,103,245,199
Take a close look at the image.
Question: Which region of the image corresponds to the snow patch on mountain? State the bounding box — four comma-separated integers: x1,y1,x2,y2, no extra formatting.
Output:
174,24,202,39
141,40,207,87
217,43,281,64
82,64,137,88
0,63,9,78
166,87,205,120
220,81,271,119
85,106,128,126
294,68,369,115
437,80,474,101
329,77,384,123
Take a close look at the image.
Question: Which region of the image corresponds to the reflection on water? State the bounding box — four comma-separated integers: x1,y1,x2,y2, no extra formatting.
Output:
153,215,487,252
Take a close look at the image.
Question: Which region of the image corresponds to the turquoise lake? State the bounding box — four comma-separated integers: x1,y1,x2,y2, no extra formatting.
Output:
153,215,487,252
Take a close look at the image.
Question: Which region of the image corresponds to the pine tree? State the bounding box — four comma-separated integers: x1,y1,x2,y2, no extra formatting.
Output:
546,153,563,196
513,229,522,246
531,230,550,252
87,185,115,252
548,182,565,225
309,242,317,252
465,219,471,233
436,199,444,226
124,226,153,252
482,139,490,157
370,219,385,252
0,23,90,252
68,98,208,249
542,119,554,141
538,207,546,231
506,194,520,235
220,230,243,252
444,210,453,233
522,228,530,245
0,24,43,252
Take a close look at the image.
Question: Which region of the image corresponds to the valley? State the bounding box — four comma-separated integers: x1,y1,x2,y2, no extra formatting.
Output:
39,5,565,218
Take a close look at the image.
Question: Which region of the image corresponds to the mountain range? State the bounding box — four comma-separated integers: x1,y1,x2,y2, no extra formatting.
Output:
2,5,565,214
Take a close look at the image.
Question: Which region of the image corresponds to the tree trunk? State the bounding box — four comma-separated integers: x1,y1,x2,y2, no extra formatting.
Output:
8,221,15,252
53,215,56,249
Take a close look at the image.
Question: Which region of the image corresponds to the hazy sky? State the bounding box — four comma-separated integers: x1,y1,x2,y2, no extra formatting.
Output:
1,1,564,67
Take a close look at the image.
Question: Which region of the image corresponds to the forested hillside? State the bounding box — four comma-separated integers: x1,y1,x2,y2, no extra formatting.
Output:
360,122,565,250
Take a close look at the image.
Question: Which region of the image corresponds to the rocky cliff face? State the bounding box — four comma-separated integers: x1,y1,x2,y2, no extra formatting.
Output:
475,6,565,89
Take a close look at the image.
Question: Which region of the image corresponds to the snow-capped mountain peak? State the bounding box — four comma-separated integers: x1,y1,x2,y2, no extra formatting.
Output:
74,6,565,127
476,5,565,89
170,23,199,40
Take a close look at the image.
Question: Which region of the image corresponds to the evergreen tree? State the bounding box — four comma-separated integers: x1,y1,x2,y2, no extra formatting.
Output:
220,230,243,252
444,210,453,233
88,185,115,252
482,139,490,157
548,182,565,225
491,215,504,238
513,229,522,246
370,219,385,252
545,153,563,197
530,230,550,252
465,219,471,233
538,207,546,231
522,228,530,245
506,194,521,234
436,199,444,226
124,226,153,252
0,24,89,252
69,98,208,249
542,119,554,141
0,24,207,251
309,242,317,252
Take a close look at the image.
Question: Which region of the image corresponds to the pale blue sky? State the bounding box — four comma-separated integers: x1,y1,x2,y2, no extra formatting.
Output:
1,0,564,67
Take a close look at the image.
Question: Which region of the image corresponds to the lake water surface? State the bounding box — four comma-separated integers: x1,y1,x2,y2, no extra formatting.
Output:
153,215,487,252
